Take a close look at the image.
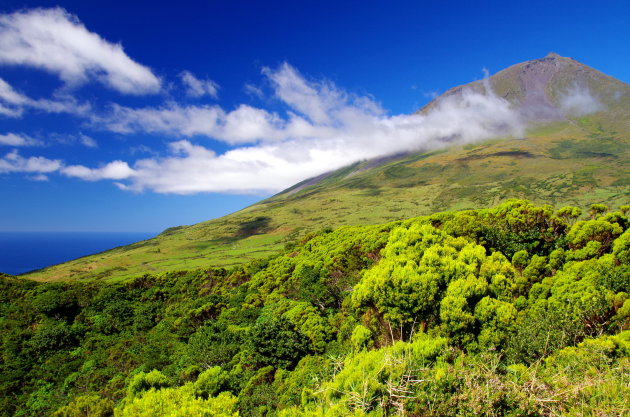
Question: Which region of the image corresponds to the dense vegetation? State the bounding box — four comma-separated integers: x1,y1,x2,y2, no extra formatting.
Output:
1,200,629,416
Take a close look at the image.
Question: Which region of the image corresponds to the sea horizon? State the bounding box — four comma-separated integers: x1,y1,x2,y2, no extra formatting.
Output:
0,231,156,276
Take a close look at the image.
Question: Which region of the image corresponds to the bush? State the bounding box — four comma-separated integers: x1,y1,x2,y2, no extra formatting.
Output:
127,370,170,398
53,394,113,417
249,317,311,370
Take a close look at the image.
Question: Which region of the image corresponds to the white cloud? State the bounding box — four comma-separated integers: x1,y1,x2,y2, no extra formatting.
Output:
94,64,388,145
0,103,21,117
79,134,98,148
48,132,99,147
0,77,28,105
179,71,219,98
244,83,264,99
27,173,49,181
31,93,92,115
101,103,224,135
0,76,91,117
0,133,42,146
97,102,284,144
265,63,384,124
62,160,135,181
559,83,604,116
79,63,526,194
0,77,26,117
20,61,606,195
0,149,62,173
0,7,160,94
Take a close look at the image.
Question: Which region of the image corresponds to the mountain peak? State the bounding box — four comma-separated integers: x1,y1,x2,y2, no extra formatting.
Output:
544,51,562,59
419,53,628,121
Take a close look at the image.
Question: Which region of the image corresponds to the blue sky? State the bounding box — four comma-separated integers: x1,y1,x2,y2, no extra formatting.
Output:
1,0,629,233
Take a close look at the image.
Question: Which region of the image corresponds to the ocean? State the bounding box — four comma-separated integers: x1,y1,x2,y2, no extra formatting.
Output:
0,232,155,276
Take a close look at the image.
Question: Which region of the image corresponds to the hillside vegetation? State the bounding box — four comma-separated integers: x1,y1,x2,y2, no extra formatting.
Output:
22,114,630,281
2,200,629,416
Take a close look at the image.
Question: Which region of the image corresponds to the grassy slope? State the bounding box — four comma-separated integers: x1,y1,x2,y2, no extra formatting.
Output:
23,112,630,282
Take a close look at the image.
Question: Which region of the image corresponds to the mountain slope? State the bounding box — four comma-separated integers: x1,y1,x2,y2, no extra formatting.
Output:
23,53,630,281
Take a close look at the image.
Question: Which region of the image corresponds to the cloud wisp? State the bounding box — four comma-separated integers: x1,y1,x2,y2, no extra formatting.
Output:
180,71,220,98
0,7,160,94
558,83,604,116
0,133,42,146
0,76,91,117
64,63,525,194
0,149,62,175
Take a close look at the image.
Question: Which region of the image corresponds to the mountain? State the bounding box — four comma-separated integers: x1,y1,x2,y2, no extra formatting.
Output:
23,53,630,281
420,52,629,122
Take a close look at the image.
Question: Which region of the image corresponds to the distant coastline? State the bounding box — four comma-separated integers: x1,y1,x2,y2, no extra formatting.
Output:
0,232,155,276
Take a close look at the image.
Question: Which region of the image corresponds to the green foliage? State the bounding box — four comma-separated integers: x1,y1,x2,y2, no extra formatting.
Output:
127,370,170,398
53,395,114,417
612,229,630,264
320,334,447,414
474,296,517,350
476,200,565,258
28,320,79,355
181,322,242,369
281,301,334,353
351,325,373,352
352,224,477,340
557,205,582,223
521,254,549,284
588,203,609,219
567,219,623,257
440,276,488,346
274,355,333,410
1,200,628,417
511,249,529,270
116,385,238,417
238,366,277,417
31,283,80,319
193,366,228,399
249,317,312,370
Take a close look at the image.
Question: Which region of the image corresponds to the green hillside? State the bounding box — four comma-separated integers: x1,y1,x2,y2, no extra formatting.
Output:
21,54,630,281
2,200,629,416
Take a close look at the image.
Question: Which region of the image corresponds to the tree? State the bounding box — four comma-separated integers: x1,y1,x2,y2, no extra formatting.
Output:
557,206,582,225
588,203,608,219
440,276,488,346
352,223,484,341
567,220,623,258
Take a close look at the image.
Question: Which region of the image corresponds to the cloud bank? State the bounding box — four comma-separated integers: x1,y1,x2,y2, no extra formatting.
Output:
64,63,525,194
0,7,160,94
